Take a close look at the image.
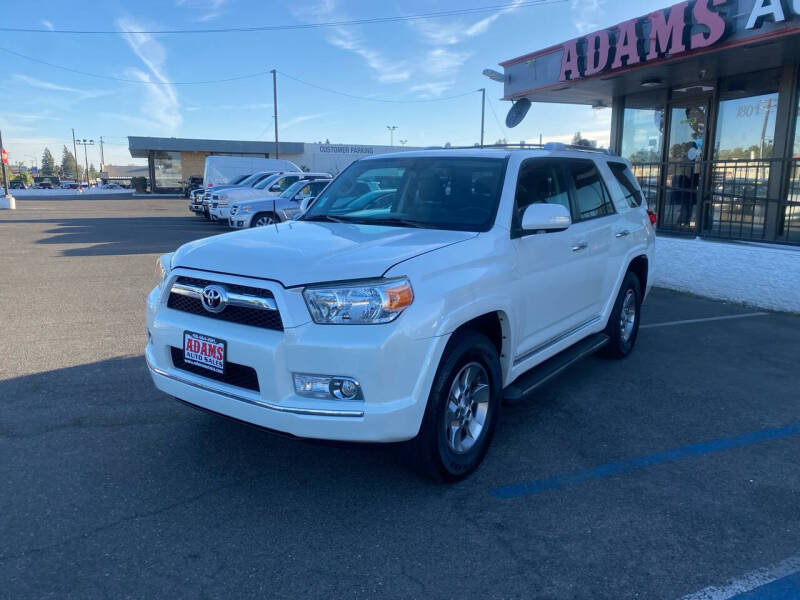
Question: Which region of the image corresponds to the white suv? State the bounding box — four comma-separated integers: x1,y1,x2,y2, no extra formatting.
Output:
146,147,655,480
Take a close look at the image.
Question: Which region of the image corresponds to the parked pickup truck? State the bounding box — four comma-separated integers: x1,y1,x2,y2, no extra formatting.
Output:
229,178,332,228
146,146,655,480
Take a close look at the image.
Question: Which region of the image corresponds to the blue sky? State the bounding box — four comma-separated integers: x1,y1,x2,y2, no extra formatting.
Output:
1,0,670,167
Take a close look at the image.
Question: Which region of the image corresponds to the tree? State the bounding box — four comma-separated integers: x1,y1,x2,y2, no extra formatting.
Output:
571,132,595,148
88,163,98,180
61,146,79,180
41,147,56,175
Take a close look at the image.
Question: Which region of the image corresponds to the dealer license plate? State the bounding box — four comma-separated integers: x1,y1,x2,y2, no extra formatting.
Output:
183,331,226,374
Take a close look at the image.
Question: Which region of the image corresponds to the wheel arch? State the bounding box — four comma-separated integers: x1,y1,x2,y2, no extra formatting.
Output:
627,254,649,292
448,311,512,384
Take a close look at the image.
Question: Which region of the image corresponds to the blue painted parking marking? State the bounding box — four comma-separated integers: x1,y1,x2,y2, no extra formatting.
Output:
728,571,800,599
490,422,800,500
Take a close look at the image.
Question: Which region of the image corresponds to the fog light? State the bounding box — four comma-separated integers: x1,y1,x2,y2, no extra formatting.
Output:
293,374,363,400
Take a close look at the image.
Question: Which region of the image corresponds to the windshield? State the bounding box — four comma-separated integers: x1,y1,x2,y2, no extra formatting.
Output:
229,173,251,185
236,172,267,187
303,157,506,231
280,181,306,199
254,174,282,190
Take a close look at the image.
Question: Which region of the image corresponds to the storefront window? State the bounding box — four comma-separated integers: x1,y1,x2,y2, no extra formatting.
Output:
153,151,182,192
621,93,665,210
783,82,800,243
714,92,778,160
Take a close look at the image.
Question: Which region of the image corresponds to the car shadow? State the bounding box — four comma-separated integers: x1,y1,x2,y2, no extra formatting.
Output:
23,216,217,256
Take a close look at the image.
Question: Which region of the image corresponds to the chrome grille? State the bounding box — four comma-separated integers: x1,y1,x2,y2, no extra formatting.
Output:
167,276,284,331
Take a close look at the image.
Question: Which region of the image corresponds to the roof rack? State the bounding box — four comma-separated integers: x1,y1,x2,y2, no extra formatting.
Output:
430,142,616,156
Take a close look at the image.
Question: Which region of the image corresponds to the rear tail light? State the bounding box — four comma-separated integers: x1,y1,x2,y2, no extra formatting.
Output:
647,210,657,226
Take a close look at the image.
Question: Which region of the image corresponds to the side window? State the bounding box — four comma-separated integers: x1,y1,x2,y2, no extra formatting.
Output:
565,160,615,221
608,162,644,208
513,159,571,230
310,181,328,195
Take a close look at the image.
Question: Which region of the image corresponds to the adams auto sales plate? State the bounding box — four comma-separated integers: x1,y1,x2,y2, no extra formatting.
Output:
184,331,226,374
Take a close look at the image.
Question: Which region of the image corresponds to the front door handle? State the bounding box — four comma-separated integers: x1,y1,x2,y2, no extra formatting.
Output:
615,229,631,238
571,241,588,253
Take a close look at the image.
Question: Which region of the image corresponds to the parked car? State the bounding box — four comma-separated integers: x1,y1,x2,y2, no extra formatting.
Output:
210,172,332,221
229,178,332,228
183,176,204,198
147,146,655,480
9,181,27,189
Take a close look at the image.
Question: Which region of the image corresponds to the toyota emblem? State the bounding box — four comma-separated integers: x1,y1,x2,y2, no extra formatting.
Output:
200,285,228,313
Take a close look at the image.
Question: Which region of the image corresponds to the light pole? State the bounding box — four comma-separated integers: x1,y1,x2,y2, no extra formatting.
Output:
479,88,486,147
270,69,279,159
99,136,105,171
76,139,94,186
387,125,398,147
72,129,79,181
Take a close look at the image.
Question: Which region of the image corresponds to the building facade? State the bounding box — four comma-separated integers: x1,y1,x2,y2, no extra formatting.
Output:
498,0,800,245
127,137,420,194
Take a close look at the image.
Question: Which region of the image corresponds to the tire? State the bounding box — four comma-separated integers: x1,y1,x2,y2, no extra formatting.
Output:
412,331,502,481
598,270,642,359
251,212,278,227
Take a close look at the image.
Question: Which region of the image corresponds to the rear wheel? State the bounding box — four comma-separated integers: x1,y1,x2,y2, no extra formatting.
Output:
413,331,502,481
599,271,642,359
252,212,278,227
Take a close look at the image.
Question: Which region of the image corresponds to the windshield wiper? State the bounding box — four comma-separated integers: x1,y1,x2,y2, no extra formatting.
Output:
355,217,429,229
303,214,351,223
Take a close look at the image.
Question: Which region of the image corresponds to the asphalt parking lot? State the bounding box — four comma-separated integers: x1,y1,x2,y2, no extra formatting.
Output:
2,195,799,599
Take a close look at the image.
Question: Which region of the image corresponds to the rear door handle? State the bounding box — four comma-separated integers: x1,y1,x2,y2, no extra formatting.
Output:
571,241,588,252
615,229,631,238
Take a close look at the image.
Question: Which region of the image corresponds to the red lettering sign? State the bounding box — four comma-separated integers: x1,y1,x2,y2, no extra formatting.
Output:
558,0,730,82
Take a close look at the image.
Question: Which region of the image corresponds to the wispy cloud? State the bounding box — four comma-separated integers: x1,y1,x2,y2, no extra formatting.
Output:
41,20,55,31
411,0,524,45
282,114,324,129
185,102,272,112
117,18,182,133
12,74,109,101
176,0,229,22
422,48,472,79
571,0,606,35
293,2,410,84
4,111,61,122
410,81,455,99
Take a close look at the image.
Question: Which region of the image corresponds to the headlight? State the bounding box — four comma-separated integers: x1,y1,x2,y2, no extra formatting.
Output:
155,252,174,288
303,278,413,324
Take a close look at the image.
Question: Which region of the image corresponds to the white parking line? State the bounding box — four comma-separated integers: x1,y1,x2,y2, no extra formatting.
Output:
641,312,769,330
680,555,800,599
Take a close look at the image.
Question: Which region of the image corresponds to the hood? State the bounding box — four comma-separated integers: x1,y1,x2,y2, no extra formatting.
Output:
172,221,477,287
218,187,271,202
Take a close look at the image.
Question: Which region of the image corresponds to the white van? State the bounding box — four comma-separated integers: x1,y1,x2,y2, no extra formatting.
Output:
202,157,301,191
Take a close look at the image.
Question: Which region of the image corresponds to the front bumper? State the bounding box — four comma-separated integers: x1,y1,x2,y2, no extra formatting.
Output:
145,273,447,442
228,213,252,229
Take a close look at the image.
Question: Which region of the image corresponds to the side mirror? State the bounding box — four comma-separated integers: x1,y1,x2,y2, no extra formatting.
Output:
299,197,316,213
521,203,571,232
270,185,281,192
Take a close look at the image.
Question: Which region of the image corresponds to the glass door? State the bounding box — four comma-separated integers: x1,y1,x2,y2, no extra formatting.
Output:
662,98,710,232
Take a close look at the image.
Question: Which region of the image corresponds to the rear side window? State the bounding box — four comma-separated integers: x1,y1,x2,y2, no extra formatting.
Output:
513,159,571,230
608,162,644,208
565,160,615,221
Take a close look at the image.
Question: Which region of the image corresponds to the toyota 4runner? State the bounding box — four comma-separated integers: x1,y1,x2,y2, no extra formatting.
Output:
146,146,656,480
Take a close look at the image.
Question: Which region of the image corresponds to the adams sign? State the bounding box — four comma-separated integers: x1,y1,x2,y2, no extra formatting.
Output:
557,0,800,82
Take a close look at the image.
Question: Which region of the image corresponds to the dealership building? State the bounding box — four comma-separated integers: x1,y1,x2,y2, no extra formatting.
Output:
498,0,800,245
127,137,419,194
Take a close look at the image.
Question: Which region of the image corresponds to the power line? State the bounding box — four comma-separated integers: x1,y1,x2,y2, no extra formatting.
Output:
0,1,567,35
0,46,269,85
278,71,480,104
487,97,508,138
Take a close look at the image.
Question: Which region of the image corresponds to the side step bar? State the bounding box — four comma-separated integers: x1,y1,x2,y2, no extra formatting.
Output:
503,333,610,403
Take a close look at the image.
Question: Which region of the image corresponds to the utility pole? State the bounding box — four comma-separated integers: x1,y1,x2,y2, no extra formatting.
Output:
387,125,398,147
99,136,105,171
72,129,79,181
270,69,279,159
76,139,94,186
480,88,486,147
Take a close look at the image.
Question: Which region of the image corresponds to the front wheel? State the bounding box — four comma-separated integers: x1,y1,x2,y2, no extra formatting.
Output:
599,271,642,359
251,212,278,227
413,331,502,481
